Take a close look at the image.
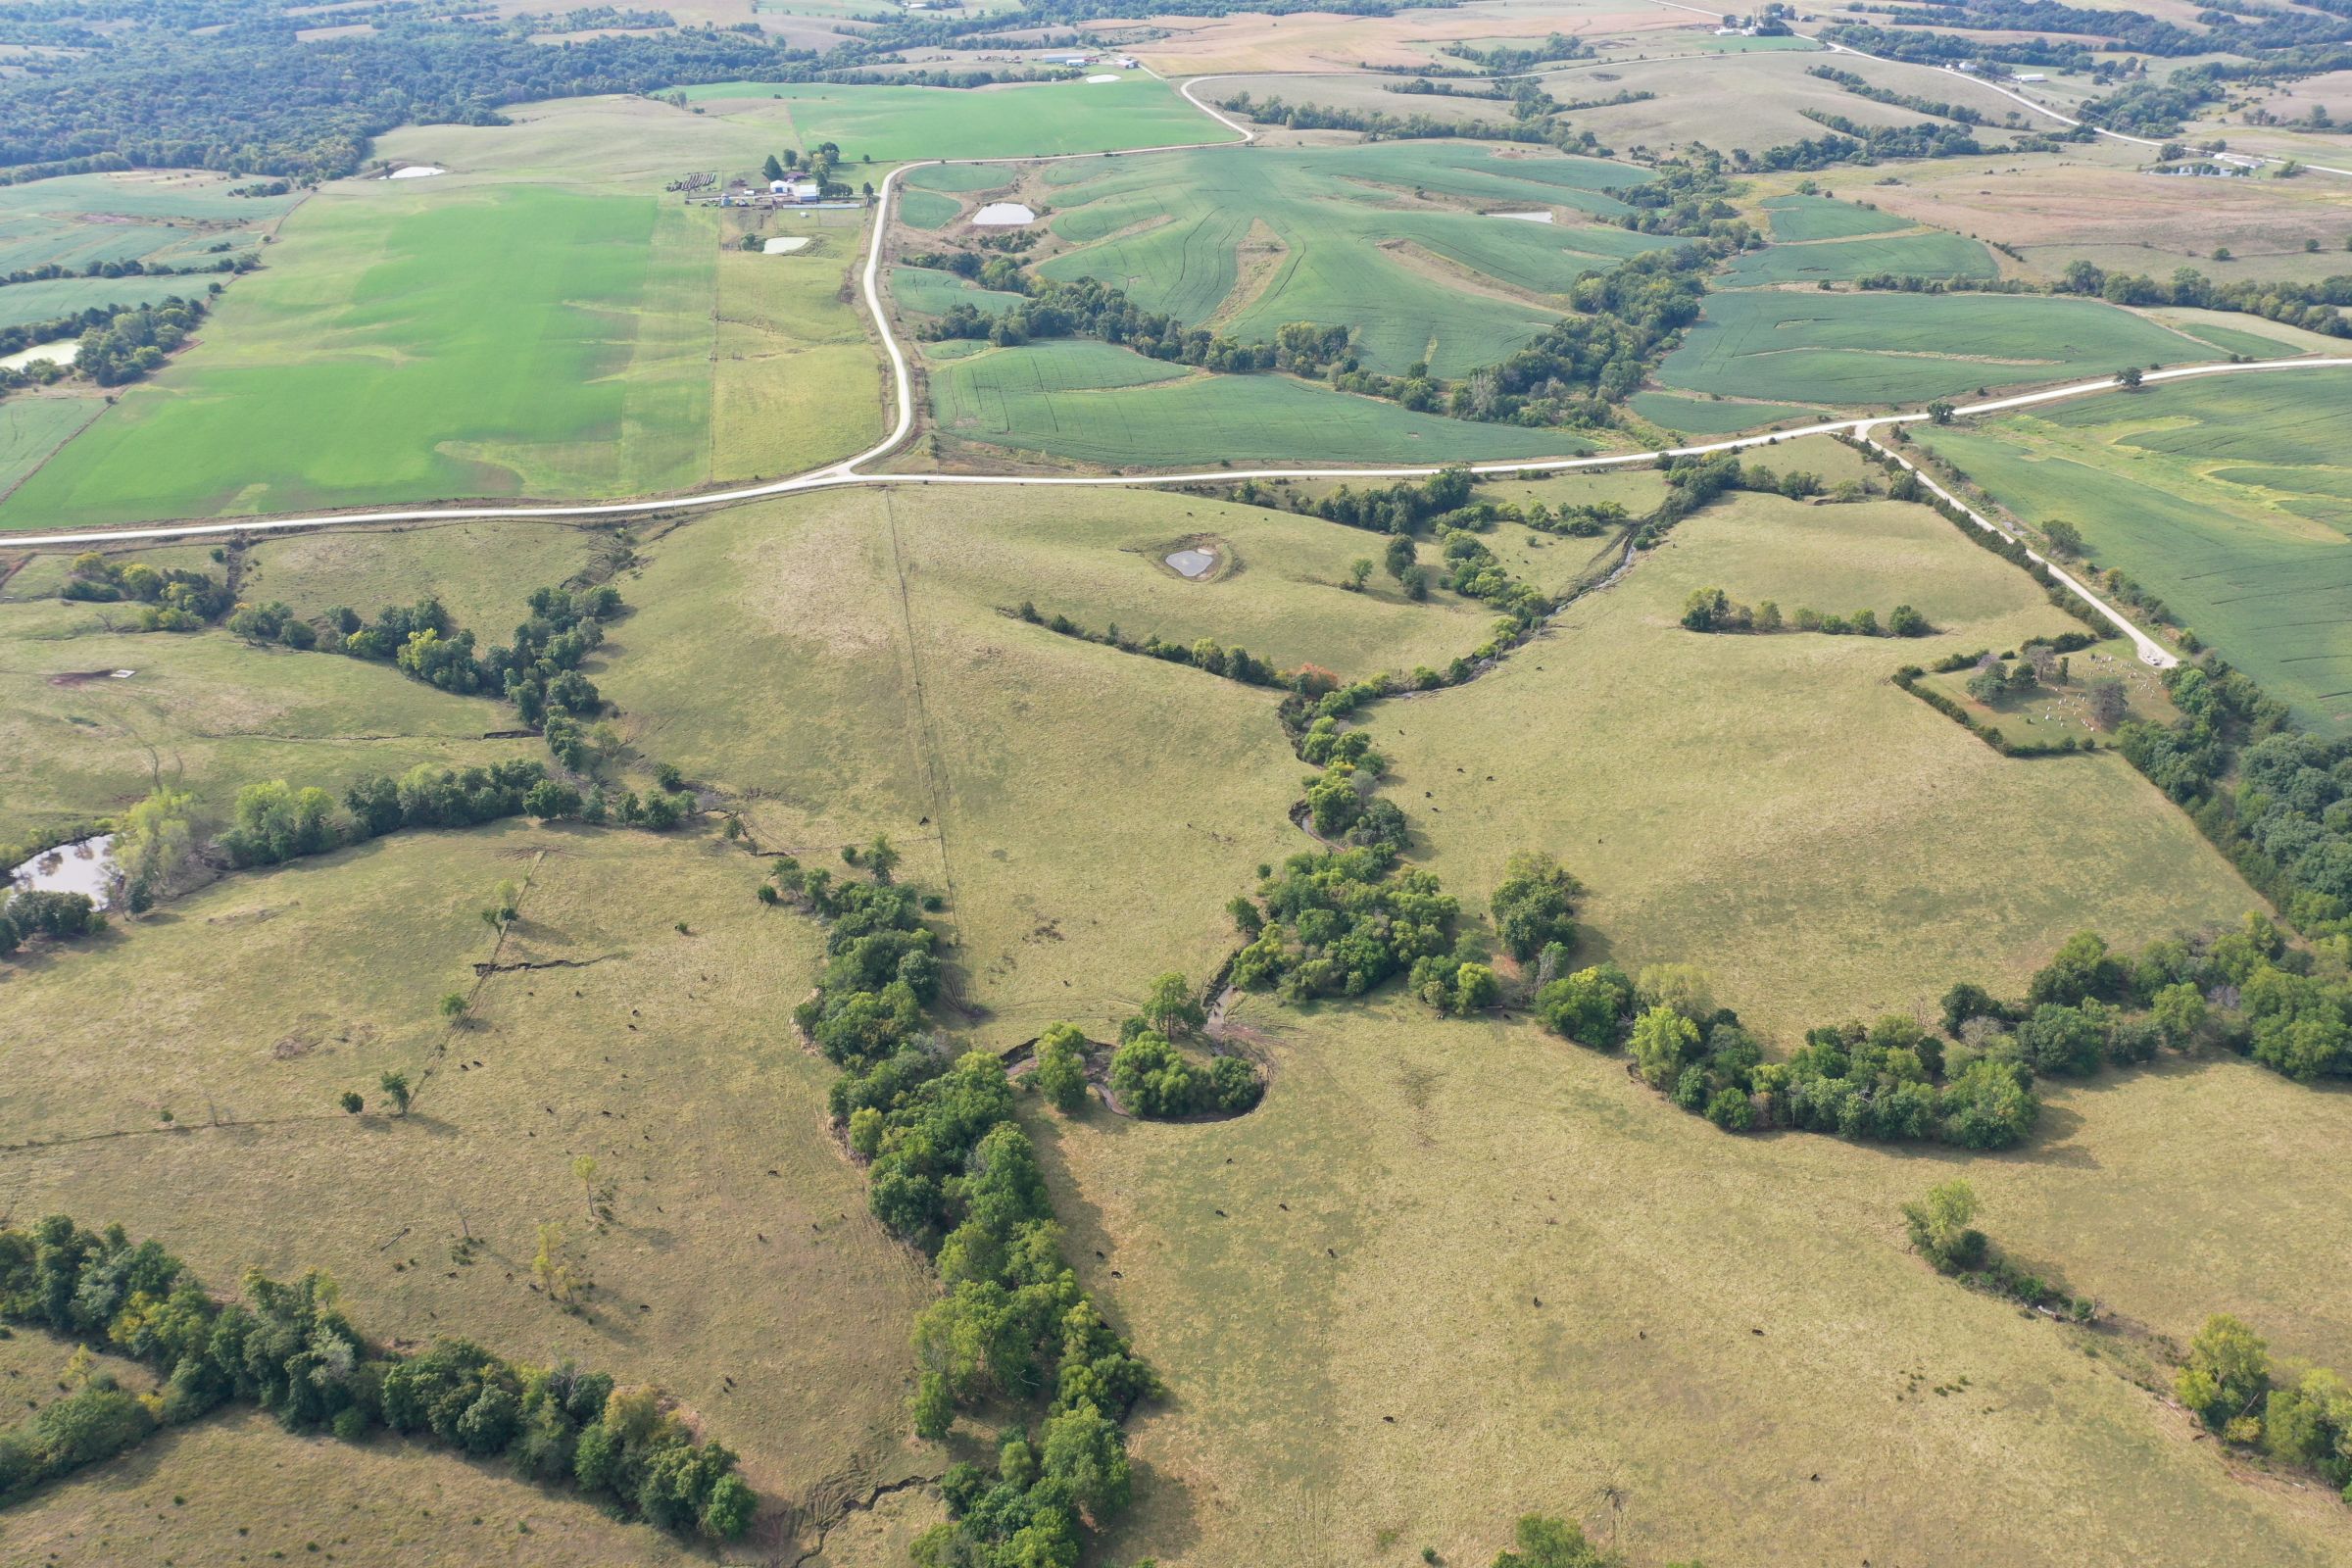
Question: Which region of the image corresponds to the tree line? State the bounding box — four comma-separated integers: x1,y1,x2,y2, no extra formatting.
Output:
1681,586,1931,638
763,852,1154,1568
0,1216,753,1537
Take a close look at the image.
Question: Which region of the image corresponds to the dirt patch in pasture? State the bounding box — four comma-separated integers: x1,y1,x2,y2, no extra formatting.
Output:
1203,218,1292,331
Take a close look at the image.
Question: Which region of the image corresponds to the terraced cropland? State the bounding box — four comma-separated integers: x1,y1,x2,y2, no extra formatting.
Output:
1917,369,2352,736
1033,142,1668,376
1657,287,2214,405
1718,223,2000,285
0,107,881,529
926,339,1592,466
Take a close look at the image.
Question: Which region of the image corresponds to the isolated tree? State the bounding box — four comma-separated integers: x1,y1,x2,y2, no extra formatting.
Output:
1384,534,1416,581
439,991,469,1022
378,1071,413,1116
1886,604,1929,638
2117,366,2144,388
866,833,901,883
1927,400,1956,424
1348,559,1374,592
2087,680,2130,729
761,153,784,182
2041,517,2085,559
1902,1179,1985,1272
339,1092,364,1114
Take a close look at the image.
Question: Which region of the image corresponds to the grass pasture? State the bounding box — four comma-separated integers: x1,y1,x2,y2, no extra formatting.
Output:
1916,369,2352,735
0,585,539,849
926,339,1592,467
1363,477,2261,1038
1,1408,709,1567
0,394,101,498
1032,143,1664,378
0,822,936,1538
891,264,1024,318
675,74,1234,160
1048,996,2352,1568
1860,154,2352,286
1657,287,2212,406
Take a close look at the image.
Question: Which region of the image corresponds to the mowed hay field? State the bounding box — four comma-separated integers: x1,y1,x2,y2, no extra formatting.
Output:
1656,287,2214,406
1916,368,2352,736
1043,996,2352,1568
0,97,881,530
0,821,936,1544
676,74,1236,159
925,340,1591,467
1032,143,1663,377
1368,460,2263,1038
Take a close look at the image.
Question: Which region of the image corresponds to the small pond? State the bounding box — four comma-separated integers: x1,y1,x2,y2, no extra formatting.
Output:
972,202,1037,227
762,235,812,254
387,165,446,179
1166,547,1217,578
0,338,77,372
8,834,118,907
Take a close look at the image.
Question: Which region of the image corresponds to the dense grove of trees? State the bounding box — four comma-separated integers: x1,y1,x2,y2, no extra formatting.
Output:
60,551,231,630
2121,662,2352,945
1098,973,1262,1117
2048,258,2351,339
0,292,212,405
774,859,1155,1568
1228,845,1466,1003
0,1217,752,1535
1759,116,1987,169
0,890,105,957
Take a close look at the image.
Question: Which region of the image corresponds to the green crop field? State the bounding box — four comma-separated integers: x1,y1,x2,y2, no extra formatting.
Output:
1720,226,2000,286
898,187,960,229
1917,369,2352,736
927,340,1592,467
0,169,294,276
0,272,206,332
676,74,1236,160
891,264,1024,318
906,162,1020,193
1657,288,2214,406
1032,143,1668,377
0,101,883,530
0,395,101,496
1763,193,1914,241
1628,389,1826,433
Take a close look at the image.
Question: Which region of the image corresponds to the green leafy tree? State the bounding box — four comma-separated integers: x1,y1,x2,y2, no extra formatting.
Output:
2177,1314,2270,1438
1490,851,1582,962
1629,1004,1701,1089
1140,972,1205,1039
1902,1179,1985,1272
1492,1513,1610,1568
1033,1022,1090,1113
1535,963,1632,1048
378,1071,413,1116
